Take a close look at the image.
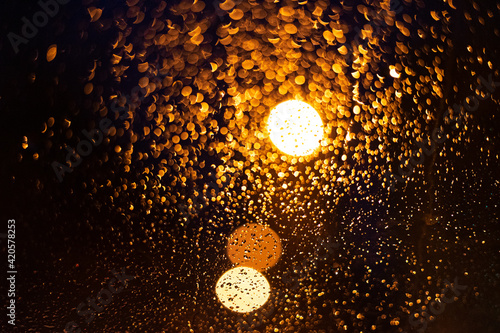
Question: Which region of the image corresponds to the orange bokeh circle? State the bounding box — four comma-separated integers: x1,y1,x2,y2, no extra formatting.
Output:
226,223,282,271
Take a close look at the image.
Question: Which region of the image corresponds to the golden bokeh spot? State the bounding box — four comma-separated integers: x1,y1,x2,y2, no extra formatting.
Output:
227,223,282,271
46,44,57,62
215,266,270,313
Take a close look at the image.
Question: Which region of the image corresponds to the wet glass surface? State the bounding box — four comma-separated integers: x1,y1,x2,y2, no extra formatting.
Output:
1,0,499,332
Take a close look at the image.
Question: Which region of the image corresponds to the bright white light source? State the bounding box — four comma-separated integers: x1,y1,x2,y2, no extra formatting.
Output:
390,67,401,78
215,266,270,313
267,100,324,156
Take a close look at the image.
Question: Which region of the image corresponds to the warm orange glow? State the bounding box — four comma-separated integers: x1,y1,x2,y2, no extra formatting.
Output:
267,100,324,156
226,223,282,271
390,67,401,78
215,266,270,313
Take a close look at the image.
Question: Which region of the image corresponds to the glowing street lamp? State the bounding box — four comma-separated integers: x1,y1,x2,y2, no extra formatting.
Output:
215,266,271,313
267,100,324,157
